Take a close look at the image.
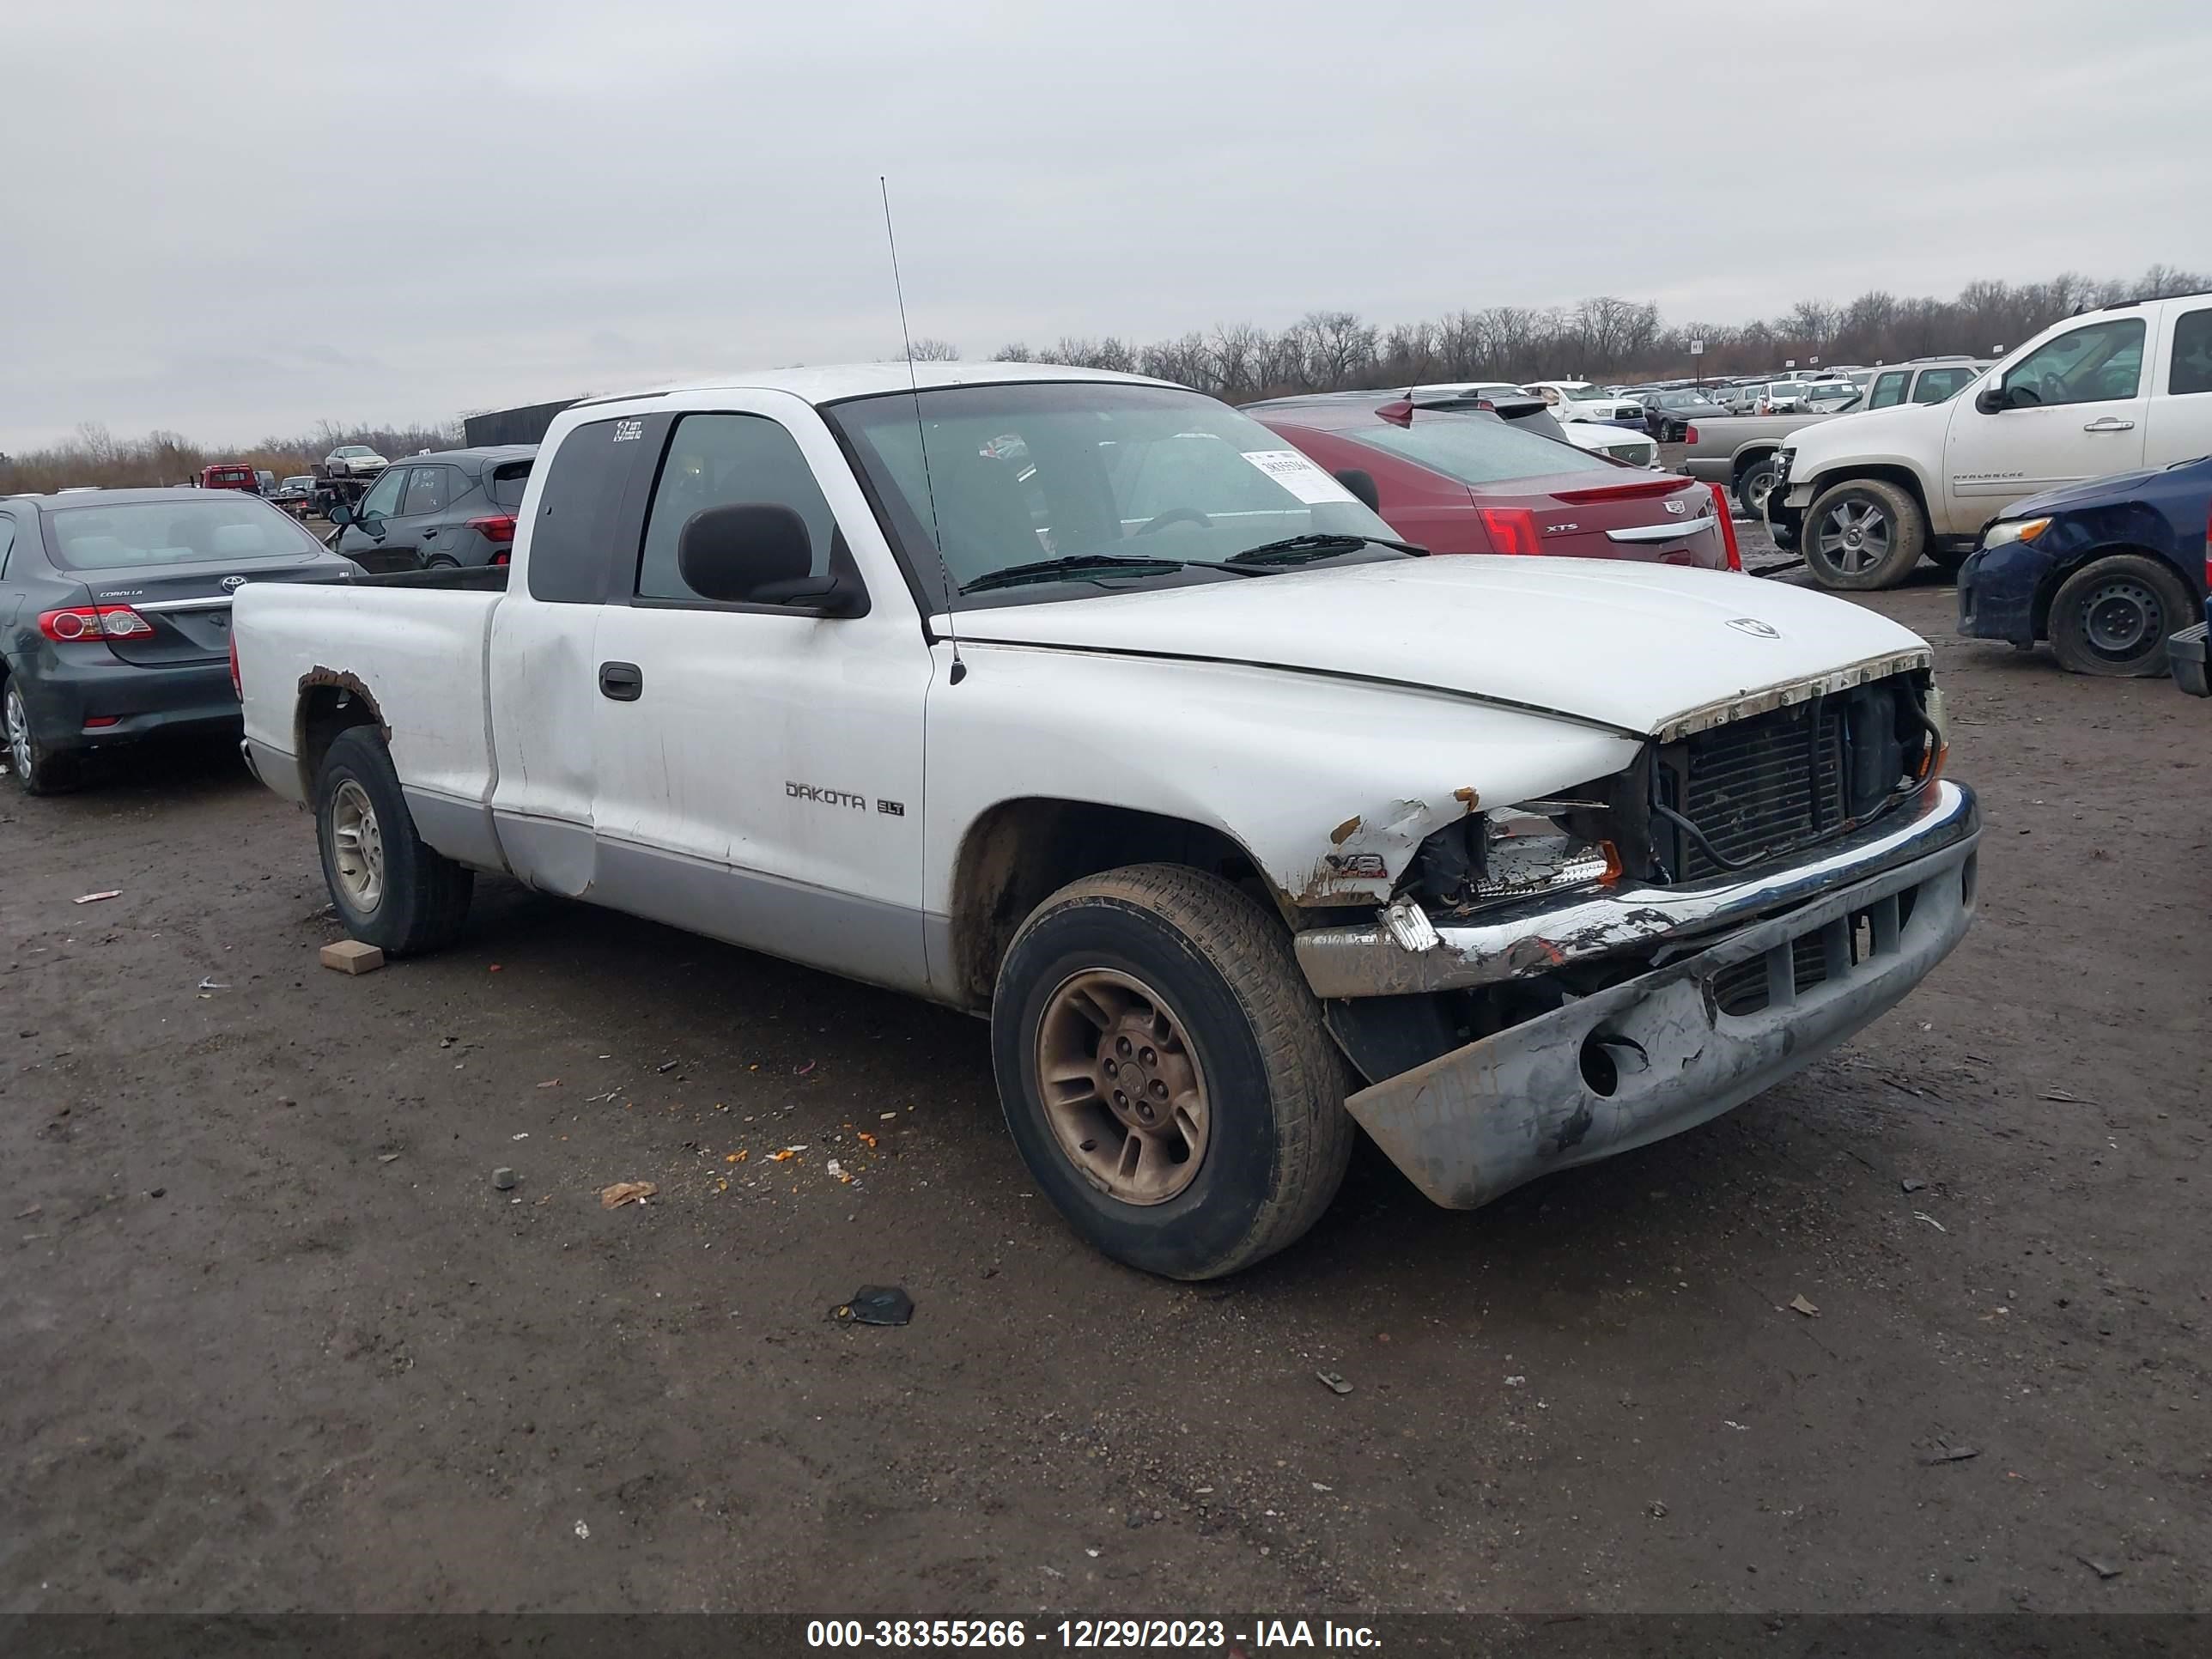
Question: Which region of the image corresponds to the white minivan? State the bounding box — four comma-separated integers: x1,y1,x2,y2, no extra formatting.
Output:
1771,292,2212,588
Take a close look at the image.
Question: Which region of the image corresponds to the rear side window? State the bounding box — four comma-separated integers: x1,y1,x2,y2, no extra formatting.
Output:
2169,307,2212,397
401,466,452,515
1334,411,1613,485
636,413,839,601
1867,371,1908,409
528,416,665,604
488,461,533,510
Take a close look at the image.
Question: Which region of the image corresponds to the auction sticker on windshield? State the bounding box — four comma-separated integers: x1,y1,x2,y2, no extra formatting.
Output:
1240,448,1360,506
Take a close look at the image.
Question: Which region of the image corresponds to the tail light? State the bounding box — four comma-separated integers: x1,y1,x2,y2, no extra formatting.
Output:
1683,424,1700,445
40,605,155,641
228,632,242,700
1476,507,1541,556
467,514,517,544
492,550,511,567
1710,483,1742,572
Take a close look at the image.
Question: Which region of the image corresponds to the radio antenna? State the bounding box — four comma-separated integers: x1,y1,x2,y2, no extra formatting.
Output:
880,175,963,684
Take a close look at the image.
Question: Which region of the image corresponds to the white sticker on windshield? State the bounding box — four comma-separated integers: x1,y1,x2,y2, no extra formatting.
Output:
1239,448,1359,506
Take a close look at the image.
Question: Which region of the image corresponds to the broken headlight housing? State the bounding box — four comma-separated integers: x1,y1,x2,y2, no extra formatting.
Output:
1401,800,1621,916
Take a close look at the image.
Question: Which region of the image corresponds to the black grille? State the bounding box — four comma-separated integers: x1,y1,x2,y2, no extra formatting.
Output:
1666,700,1847,879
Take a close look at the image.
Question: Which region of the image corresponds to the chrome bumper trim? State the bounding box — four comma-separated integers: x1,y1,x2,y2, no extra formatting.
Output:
1294,780,1978,1000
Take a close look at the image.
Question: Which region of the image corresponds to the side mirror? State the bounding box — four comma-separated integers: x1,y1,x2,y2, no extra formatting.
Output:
1974,386,2007,415
678,502,858,614
327,501,354,526
1334,468,1381,512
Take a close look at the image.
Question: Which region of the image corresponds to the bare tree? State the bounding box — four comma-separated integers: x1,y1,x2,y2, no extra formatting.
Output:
905,337,961,362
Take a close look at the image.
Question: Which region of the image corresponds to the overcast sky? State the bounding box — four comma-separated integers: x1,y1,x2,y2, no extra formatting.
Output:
3,0,2207,451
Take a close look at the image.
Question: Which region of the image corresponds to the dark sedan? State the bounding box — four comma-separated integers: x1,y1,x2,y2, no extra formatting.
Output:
0,489,360,794
326,444,535,573
1957,455,2210,678
1640,389,1731,442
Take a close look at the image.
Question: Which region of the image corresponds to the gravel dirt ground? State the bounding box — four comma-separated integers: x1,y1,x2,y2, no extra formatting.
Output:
3,559,2207,1616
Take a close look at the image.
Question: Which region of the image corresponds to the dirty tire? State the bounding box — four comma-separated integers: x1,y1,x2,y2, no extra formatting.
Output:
2047,554,2196,678
992,864,1354,1280
1734,457,1780,519
314,726,473,955
1803,477,1927,590
3,676,81,796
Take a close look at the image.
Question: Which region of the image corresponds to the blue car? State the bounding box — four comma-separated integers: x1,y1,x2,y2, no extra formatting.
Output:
1957,455,2211,678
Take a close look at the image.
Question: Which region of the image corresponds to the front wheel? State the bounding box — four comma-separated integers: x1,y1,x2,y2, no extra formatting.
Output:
2048,554,2196,678
1803,478,1928,590
314,726,474,954
991,865,1354,1279
1735,457,1780,519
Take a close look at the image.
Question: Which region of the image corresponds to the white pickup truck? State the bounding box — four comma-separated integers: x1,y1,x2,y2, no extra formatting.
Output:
1771,290,2212,588
234,363,1980,1279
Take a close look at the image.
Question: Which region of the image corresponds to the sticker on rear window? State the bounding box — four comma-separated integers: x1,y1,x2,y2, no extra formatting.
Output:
1239,448,1358,506
613,419,644,442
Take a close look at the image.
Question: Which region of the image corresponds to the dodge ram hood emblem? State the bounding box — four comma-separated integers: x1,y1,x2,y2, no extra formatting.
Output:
1726,617,1780,638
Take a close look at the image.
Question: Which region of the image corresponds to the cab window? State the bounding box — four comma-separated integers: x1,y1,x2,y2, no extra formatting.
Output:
2001,319,2146,407
636,413,841,602
1912,367,1976,404
2169,307,2212,397
1867,371,1908,409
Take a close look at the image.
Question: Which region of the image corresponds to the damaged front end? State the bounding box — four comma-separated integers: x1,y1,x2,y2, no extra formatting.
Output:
1294,669,1980,1209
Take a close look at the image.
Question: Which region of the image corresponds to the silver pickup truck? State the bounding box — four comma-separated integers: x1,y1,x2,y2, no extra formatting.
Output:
1677,410,1855,516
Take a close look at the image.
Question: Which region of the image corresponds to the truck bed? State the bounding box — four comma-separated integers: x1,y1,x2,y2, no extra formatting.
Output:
233,577,505,811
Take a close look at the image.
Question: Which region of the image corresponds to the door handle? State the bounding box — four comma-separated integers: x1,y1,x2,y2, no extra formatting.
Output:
598,661,643,702
422,527,438,538
2082,417,2136,432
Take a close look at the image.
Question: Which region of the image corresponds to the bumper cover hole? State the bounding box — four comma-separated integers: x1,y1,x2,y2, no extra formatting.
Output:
1579,1033,1648,1097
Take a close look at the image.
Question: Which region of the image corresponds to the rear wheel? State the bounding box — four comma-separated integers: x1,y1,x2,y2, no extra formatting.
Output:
3,678,80,796
1803,478,1928,590
1734,456,1780,519
424,555,459,570
992,864,1353,1279
314,726,473,954
2048,554,2195,678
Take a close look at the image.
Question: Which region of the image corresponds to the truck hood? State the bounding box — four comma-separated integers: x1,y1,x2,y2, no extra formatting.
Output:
943,557,1929,739
1783,397,1949,465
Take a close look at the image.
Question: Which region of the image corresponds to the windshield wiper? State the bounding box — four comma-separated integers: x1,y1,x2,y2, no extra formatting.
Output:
1228,532,1429,566
959,553,1268,595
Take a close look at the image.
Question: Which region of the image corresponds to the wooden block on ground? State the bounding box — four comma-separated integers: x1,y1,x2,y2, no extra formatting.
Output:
321,939,386,975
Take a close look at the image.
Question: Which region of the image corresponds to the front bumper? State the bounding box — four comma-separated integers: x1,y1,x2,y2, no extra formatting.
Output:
1297,780,1977,1000
1343,819,1979,1209
2170,621,2210,697
1954,544,2039,645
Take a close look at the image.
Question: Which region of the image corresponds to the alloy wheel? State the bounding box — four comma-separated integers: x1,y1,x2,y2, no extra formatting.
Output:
330,779,386,911
1814,500,1892,575
1034,968,1211,1205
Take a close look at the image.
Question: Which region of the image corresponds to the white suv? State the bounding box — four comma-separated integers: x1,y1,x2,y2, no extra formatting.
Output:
1771,293,2212,588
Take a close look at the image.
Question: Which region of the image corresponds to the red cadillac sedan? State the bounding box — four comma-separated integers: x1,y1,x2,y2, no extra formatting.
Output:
1249,394,1736,569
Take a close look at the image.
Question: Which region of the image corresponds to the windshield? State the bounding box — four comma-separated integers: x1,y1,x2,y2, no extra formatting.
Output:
1338,410,1614,484
282,476,312,489
46,497,325,569
1805,383,1852,398
826,382,1403,606
1768,383,1808,398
